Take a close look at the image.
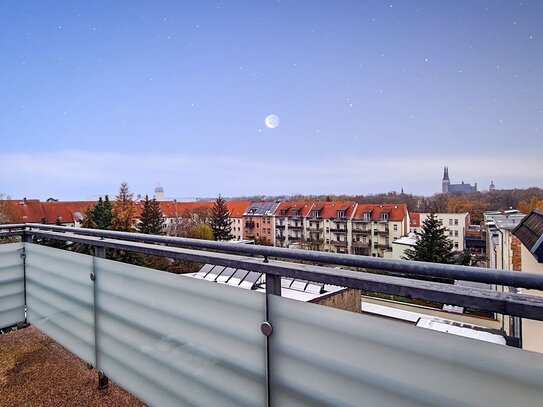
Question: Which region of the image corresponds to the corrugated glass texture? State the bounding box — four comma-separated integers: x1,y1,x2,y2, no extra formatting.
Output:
0,243,24,329
268,295,543,407
94,257,266,407
25,244,95,365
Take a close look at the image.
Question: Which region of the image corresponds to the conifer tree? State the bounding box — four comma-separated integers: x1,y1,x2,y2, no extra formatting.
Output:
403,213,455,264
209,195,232,241
111,182,137,232
138,195,164,235
110,182,138,264
93,195,113,229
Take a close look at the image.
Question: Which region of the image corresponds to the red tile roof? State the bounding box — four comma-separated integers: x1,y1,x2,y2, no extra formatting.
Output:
9,199,45,223
312,202,357,219
274,201,314,217
226,201,250,218
353,204,408,222
409,213,421,227
41,202,95,224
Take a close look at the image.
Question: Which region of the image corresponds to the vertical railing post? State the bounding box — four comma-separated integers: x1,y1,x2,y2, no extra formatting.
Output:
263,271,281,407
21,230,33,326
92,246,109,390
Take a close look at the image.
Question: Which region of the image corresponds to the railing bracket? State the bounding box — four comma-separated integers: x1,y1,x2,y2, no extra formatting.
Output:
98,370,109,390
90,272,96,281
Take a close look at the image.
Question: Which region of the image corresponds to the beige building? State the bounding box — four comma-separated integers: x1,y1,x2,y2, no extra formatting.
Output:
410,212,469,251
484,210,525,270
512,209,543,353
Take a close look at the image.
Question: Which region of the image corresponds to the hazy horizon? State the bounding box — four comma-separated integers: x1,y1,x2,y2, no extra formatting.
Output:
1,1,542,199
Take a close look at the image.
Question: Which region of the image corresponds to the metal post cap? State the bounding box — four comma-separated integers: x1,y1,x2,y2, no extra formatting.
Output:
261,321,273,336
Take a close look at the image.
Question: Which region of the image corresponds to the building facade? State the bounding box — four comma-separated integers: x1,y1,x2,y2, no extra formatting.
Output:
410,212,470,251
442,166,477,194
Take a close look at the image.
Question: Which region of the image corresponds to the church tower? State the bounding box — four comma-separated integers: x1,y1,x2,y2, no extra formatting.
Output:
442,166,450,194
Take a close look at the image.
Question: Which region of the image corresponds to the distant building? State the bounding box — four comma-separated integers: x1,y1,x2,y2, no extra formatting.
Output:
489,180,496,191
154,185,165,201
442,166,477,194
410,212,470,251
243,202,281,244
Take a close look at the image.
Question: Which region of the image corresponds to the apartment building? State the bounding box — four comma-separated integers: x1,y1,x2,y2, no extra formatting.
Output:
351,204,408,257
484,210,526,270
308,202,357,254
226,201,250,240
274,201,313,248
410,212,470,250
243,202,280,244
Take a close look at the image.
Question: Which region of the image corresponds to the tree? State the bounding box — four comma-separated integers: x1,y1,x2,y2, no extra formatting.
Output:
188,223,213,240
518,197,543,214
72,205,97,254
110,182,138,264
209,195,232,241
403,213,455,264
111,182,137,232
93,196,113,229
138,195,164,235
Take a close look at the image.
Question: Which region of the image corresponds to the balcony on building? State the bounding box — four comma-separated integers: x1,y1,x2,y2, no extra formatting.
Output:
2,223,543,406
289,224,303,230
276,224,285,229
330,227,347,234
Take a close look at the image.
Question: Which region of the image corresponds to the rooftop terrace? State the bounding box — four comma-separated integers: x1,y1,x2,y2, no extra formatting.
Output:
1,223,543,406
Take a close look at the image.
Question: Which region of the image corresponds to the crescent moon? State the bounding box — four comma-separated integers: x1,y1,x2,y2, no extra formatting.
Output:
265,114,279,129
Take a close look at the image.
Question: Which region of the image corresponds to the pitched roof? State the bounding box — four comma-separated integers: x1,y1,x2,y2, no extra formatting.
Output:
274,201,313,217
41,201,95,224
513,209,543,263
9,199,45,223
226,201,250,218
158,201,214,218
243,202,281,216
409,213,421,227
312,202,356,219
353,204,407,222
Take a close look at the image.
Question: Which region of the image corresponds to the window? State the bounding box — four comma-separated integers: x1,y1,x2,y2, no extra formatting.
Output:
454,219,459,226
293,210,300,216
312,210,320,218
449,219,453,226
449,230,453,236
326,227,329,232
381,213,388,221
393,224,398,231
363,212,371,221
454,230,458,237
454,242,459,248
337,210,345,219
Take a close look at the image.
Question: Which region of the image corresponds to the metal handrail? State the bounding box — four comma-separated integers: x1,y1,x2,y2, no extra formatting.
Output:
18,223,543,291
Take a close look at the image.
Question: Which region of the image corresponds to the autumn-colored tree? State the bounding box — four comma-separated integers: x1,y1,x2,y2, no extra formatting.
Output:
0,194,16,225
111,182,137,232
446,196,489,224
518,197,543,214
187,223,213,240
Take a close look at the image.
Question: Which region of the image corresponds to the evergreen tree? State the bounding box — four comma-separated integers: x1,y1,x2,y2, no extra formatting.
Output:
403,213,455,264
138,195,165,235
110,182,138,264
209,195,233,241
111,182,137,232
93,195,113,229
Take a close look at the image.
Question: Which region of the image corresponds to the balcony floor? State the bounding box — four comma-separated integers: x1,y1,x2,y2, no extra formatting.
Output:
0,326,146,407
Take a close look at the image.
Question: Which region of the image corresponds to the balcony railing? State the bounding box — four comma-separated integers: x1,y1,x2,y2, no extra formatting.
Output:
330,240,348,247
2,223,543,406
307,227,322,232
330,228,347,233
276,224,285,229
289,225,303,230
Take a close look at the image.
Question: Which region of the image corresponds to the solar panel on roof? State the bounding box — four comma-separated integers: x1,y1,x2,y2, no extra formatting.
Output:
239,271,262,289
281,277,294,288
291,279,308,291
216,267,236,283
195,264,215,279
204,266,224,281
306,282,324,294
228,269,250,286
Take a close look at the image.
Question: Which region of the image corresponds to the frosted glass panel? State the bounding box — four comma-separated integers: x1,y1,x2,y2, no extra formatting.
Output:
268,295,543,407
0,243,24,329
25,244,95,365
95,258,266,407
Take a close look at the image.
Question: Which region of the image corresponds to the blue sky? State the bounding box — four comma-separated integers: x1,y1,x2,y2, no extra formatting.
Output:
1,1,542,200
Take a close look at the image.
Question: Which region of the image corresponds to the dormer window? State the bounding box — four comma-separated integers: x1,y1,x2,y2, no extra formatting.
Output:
312,210,320,218
280,210,287,216
381,213,388,221
337,210,345,219
363,212,371,221
293,209,300,216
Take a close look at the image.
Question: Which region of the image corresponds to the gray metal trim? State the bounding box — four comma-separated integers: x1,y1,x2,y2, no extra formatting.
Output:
22,231,543,321
21,224,543,290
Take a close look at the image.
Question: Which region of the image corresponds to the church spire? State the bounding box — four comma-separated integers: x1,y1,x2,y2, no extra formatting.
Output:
443,166,450,181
